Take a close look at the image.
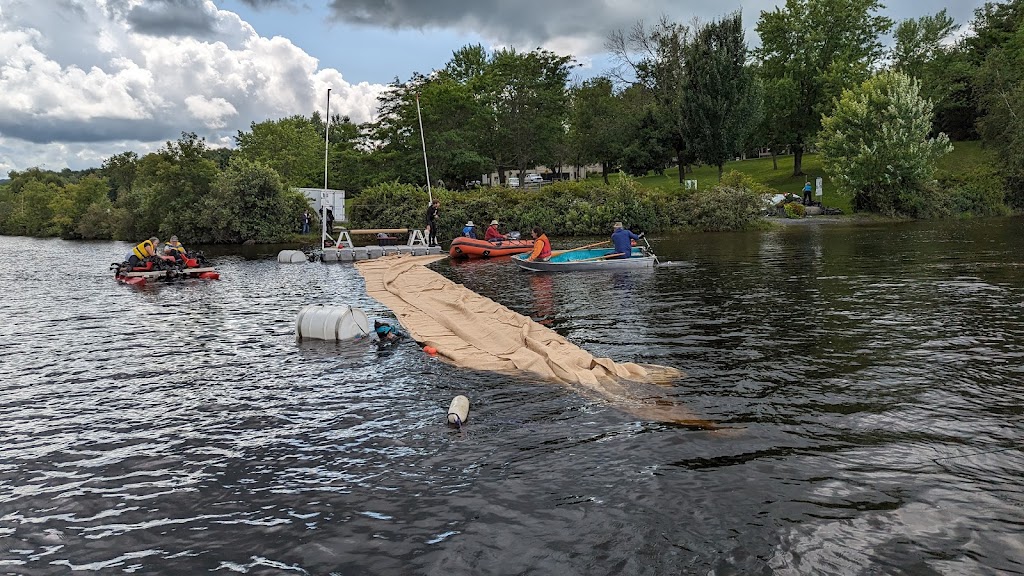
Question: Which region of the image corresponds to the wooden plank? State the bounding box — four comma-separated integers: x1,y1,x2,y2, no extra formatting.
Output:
340,228,409,235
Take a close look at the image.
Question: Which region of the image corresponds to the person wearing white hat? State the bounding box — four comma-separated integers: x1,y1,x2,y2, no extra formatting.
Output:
461,220,478,239
484,219,506,242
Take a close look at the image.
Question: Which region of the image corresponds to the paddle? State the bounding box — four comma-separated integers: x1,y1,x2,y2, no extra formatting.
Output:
551,240,611,256
574,253,625,262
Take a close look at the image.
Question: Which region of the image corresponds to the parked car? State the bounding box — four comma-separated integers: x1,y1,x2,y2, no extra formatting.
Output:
508,176,520,188
524,173,543,184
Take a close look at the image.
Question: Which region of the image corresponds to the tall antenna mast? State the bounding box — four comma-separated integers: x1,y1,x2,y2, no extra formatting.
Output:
322,88,331,251
416,92,433,204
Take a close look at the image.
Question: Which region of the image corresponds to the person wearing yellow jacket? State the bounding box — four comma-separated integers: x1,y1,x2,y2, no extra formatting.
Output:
128,237,158,268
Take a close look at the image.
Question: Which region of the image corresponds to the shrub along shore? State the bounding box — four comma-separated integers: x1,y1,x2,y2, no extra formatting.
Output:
0,142,1009,243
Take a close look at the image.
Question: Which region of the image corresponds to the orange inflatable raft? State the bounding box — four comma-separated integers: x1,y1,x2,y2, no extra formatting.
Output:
448,237,535,259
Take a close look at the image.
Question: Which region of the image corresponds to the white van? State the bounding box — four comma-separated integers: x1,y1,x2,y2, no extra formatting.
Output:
508,176,520,188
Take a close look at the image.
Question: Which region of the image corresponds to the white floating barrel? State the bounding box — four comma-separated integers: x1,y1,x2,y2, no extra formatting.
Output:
278,250,307,263
296,304,370,341
447,395,470,427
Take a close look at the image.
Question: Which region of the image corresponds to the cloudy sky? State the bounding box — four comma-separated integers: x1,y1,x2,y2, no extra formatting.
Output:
0,0,986,179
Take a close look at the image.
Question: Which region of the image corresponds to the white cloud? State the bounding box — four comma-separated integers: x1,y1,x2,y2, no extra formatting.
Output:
0,0,386,178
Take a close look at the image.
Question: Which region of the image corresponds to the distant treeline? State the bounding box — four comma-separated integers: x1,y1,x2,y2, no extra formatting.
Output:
1,0,1022,241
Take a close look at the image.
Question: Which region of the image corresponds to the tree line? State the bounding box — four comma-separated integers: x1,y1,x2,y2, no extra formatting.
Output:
1,0,1022,241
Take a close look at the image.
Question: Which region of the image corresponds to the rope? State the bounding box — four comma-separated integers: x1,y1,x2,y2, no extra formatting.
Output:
448,413,462,430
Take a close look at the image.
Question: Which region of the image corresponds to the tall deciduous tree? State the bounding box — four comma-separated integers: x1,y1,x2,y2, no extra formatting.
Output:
608,18,694,183
818,72,951,216
235,116,323,188
684,12,761,180
569,77,626,183
970,0,1024,207
755,0,892,176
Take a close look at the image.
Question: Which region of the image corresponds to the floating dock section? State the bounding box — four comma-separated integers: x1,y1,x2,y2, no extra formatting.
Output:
320,244,444,262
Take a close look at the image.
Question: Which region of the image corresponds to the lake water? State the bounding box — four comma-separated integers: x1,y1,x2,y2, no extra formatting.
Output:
1,219,1022,575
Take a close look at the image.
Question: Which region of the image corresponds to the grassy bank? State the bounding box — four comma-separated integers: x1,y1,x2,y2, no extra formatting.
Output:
622,141,994,215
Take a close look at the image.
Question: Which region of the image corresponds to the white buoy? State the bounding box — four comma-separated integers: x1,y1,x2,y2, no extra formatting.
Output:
447,395,470,427
278,250,307,263
296,304,370,340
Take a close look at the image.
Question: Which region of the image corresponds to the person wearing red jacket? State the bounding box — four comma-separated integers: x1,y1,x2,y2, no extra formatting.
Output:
484,219,506,242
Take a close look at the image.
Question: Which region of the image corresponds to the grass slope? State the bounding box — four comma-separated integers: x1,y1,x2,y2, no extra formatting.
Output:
623,141,993,215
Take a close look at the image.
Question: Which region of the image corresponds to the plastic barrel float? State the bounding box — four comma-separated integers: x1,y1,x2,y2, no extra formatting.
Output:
295,304,371,340
447,395,470,428
278,250,308,263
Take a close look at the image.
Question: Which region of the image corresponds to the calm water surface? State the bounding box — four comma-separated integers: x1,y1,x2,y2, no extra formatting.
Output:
1,219,1022,575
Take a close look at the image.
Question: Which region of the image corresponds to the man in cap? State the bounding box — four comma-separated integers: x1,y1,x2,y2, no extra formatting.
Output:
610,222,642,259
484,219,506,242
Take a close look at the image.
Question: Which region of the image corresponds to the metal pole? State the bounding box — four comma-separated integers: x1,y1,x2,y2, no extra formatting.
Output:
322,88,331,251
416,92,432,204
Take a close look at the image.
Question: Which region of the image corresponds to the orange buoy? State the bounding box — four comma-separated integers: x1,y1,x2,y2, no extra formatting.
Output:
423,345,437,355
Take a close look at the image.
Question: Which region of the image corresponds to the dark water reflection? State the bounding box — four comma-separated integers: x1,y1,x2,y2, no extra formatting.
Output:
1,219,1023,575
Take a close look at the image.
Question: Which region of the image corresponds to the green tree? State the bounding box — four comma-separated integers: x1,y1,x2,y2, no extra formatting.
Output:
818,72,952,216
49,175,108,238
684,12,761,180
755,0,893,175
200,157,302,243
569,77,626,183
484,48,574,181
100,151,138,201
609,18,695,183
235,116,323,188
970,0,1024,207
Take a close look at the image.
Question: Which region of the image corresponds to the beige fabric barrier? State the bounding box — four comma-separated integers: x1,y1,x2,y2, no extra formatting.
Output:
355,255,717,427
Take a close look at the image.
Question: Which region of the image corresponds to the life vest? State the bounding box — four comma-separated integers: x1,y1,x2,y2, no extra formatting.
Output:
537,234,552,259
132,240,154,260
165,240,185,255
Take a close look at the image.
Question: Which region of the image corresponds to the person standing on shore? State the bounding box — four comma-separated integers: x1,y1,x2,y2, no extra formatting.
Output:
425,199,440,246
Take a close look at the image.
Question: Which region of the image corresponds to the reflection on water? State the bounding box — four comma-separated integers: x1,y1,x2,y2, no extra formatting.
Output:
1,220,1023,575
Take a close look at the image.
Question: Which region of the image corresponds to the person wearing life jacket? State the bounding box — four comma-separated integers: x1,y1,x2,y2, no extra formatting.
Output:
163,235,187,264
461,221,478,239
484,219,506,242
127,237,159,269
526,227,552,262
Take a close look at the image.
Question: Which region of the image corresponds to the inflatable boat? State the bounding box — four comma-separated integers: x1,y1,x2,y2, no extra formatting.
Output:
448,237,534,259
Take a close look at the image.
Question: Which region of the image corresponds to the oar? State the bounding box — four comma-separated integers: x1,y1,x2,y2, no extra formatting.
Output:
574,253,624,262
551,240,611,256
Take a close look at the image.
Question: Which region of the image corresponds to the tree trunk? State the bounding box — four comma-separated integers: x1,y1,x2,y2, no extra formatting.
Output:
602,162,610,184
717,163,724,181
771,150,778,171
497,166,506,185
793,146,805,176
676,146,686,184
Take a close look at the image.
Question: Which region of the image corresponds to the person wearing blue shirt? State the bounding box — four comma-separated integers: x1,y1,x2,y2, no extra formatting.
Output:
802,181,813,205
461,220,478,238
610,222,641,258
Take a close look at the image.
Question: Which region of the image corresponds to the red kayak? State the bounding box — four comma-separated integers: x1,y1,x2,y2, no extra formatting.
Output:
449,237,535,259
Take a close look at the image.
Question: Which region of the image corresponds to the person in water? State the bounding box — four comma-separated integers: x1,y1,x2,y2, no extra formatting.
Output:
484,219,506,242
526,227,552,262
127,236,159,268
374,320,404,345
461,221,478,239
610,222,642,259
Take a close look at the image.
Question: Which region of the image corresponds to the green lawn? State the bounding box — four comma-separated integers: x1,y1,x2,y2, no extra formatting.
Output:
621,141,993,215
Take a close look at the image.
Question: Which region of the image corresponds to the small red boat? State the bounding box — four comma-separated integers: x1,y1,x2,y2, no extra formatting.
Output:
111,254,220,286
449,236,535,259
